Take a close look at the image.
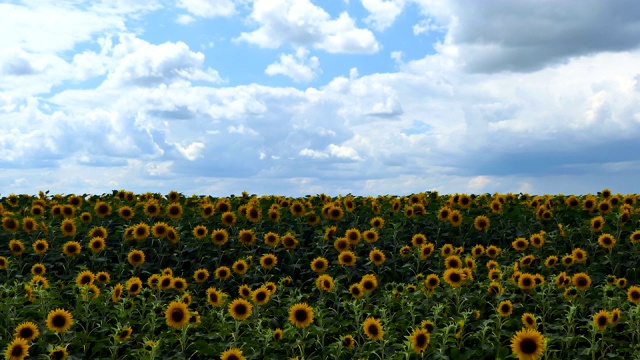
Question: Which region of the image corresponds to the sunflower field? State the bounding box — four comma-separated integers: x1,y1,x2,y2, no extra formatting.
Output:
1,190,640,360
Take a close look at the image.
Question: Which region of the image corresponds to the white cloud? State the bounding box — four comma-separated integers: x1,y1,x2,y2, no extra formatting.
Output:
236,0,380,54
265,48,321,82
174,142,205,160
104,34,221,87
361,0,406,31
176,14,196,24
176,0,236,17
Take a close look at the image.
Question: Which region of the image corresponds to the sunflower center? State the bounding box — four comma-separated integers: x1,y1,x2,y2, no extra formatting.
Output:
256,292,266,301
19,328,33,338
363,281,374,290
235,304,247,315
52,315,67,327
367,325,379,336
415,333,427,346
294,309,308,322
450,273,461,282
519,337,538,354
171,309,185,322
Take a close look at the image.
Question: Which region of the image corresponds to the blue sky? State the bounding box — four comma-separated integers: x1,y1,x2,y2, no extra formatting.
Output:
1,0,640,197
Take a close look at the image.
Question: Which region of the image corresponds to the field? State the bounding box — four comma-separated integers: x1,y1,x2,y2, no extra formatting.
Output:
1,190,640,360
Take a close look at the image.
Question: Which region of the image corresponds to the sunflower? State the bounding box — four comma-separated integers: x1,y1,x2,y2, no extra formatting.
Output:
232,260,249,275
165,301,190,328
111,284,124,303
308,256,328,272
61,241,81,257
342,334,356,349
211,228,229,245
14,321,39,342
488,282,504,296
512,238,529,252
127,249,146,267
488,268,502,281
76,270,95,286
486,245,500,259
2,217,19,233
158,275,173,290
9,239,25,255
152,222,169,238
627,286,640,304
363,230,379,243
498,300,513,317
471,244,485,258
267,208,280,222
49,346,68,360
272,328,283,342
572,273,591,290
126,277,143,295
263,232,279,247
89,237,106,253
316,274,334,292
630,230,640,244
194,268,210,283
22,217,37,233
440,244,454,257
221,212,237,227
349,283,364,298
288,302,314,328
246,206,262,223
597,233,616,249
252,287,271,305
409,327,430,353
510,328,546,360
443,268,465,288
592,310,609,332
94,201,112,217
334,238,350,252
443,209,461,227
220,348,246,360
328,206,344,221
444,255,462,269
207,287,225,307
30,205,45,217
521,313,537,329
31,263,46,276
369,249,386,265
166,203,183,219
518,274,536,292
474,215,490,231
290,201,305,216
424,274,440,290
597,200,612,214
238,284,252,298
192,225,208,239
116,326,133,341
590,215,604,232
411,233,427,247
363,317,384,341
345,228,361,245
172,277,188,292
88,226,107,239
4,337,29,360
0,256,8,270
118,206,135,220
338,251,357,267
229,298,253,320
281,233,298,249
324,226,338,241
561,254,574,267
609,308,621,326
238,229,256,246
519,255,535,268
370,216,384,229
46,308,74,333
616,278,628,289
133,222,150,241
96,271,110,284
215,266,231,281
544,256,558,268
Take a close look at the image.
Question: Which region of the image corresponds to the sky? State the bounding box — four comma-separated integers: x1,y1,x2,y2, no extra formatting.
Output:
1,0,640,197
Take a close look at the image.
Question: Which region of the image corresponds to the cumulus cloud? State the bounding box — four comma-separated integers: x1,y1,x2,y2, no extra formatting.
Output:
236,0,380,54
412,0,640,73
361,0,406,31
265,48,321,82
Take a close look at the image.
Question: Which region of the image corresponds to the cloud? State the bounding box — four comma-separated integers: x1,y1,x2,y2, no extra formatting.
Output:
176,0,236,18
104,34,222,87
361,0,406,31
413,0,640,73
265,48,321,82
236,0,380,54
